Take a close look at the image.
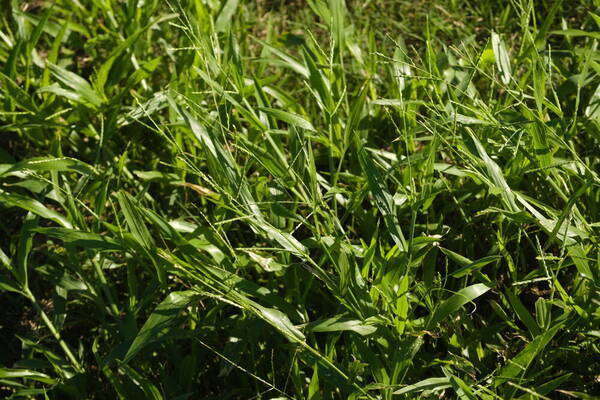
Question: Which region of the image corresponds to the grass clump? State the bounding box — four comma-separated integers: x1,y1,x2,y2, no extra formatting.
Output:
0,0,599,398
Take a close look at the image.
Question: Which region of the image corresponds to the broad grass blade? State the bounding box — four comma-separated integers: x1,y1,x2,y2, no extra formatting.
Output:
358,148,406,251
122,291,198,364
427,283,491,329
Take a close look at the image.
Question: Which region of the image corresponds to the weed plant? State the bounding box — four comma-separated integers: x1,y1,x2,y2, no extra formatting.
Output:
0,0,599,398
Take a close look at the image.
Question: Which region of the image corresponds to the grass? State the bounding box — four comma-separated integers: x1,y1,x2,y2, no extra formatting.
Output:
0,0,599,398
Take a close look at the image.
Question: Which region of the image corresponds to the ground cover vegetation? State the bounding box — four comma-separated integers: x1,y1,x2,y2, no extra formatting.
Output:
1,0,599,398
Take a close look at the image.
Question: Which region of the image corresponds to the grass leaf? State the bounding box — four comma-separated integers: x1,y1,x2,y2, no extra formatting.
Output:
427,283,492,329
122,291,198,364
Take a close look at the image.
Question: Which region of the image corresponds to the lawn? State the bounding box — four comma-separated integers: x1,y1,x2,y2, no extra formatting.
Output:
0,0,599,398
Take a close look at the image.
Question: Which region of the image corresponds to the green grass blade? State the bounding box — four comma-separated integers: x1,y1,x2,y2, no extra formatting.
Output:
0,191,72,228
426,283,491,329
122,290,198,364
358,147,406,251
